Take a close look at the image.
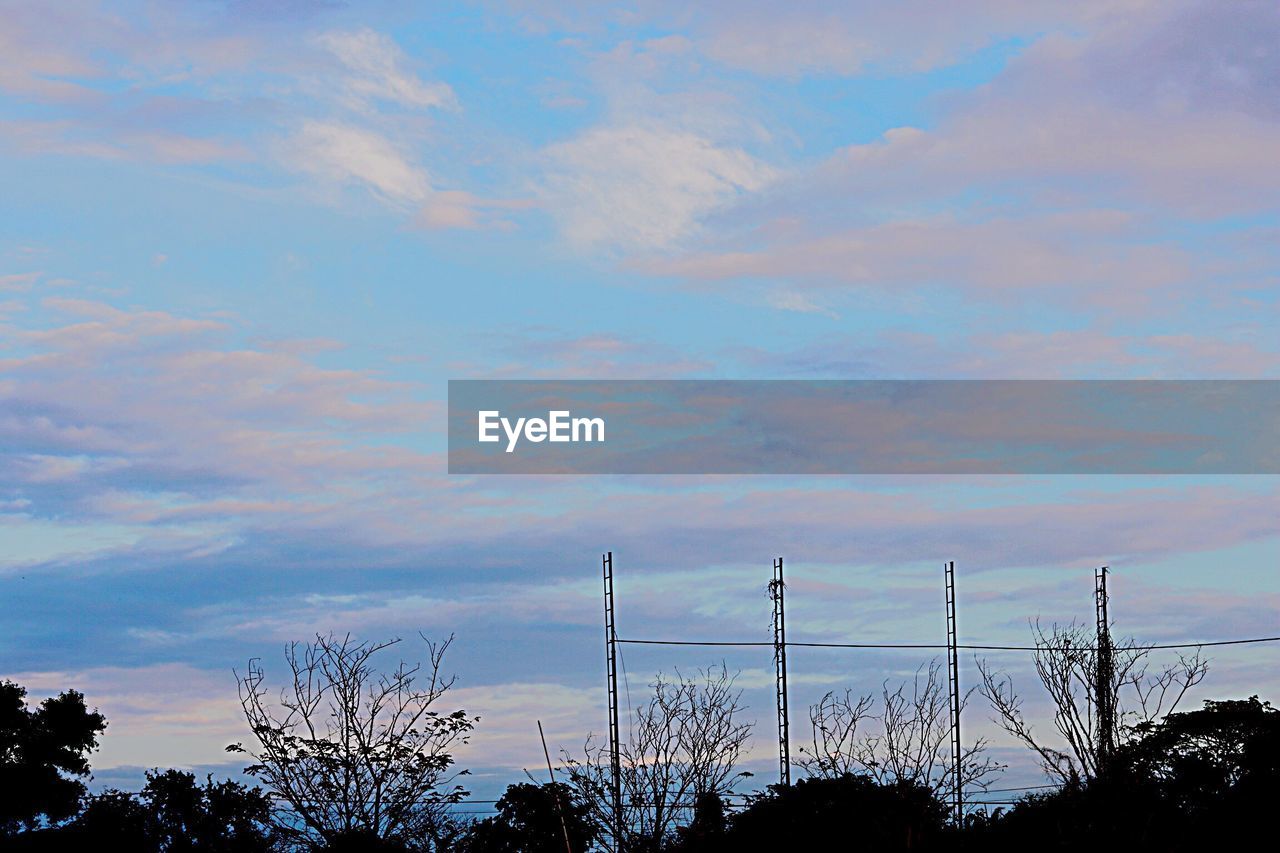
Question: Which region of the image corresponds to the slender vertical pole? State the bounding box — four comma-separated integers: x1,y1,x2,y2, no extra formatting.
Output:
945,560,963,826
770,557,791,786
603,552,623,849
539,720,575,853
1094,565,1115,778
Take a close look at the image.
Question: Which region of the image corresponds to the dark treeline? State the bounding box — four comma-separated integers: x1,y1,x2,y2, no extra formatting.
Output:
2,630,1277,851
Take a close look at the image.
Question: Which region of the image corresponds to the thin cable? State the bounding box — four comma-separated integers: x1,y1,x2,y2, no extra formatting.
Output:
617,637,634,742
617,635,1280,652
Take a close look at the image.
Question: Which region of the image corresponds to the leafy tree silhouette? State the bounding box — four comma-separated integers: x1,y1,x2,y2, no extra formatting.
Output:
460,782,596,853
62,769,276,851
972,696,1280,852
724,775,947,850
665,792,728,852
0,679,106,835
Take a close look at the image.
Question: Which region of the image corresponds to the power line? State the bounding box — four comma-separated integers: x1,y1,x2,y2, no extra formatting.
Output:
616,635,1280,652
109,787,1050,808
980,784,1061,793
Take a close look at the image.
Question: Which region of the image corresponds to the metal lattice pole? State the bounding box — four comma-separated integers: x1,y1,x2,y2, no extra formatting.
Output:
602,552,623,849
945,560,963,826
1095,565,1115,778
770,557,791,786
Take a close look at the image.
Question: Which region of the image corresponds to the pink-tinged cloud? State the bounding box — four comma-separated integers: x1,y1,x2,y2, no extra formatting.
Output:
730,328,1280,380
7,664,246,771
640,2,1280,312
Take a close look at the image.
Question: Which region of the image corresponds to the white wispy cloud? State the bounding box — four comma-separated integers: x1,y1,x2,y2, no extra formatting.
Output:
542,124,775,253
284,120,434,205
315,27,458,112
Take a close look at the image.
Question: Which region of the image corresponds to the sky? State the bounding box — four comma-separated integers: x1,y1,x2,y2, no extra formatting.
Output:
1,0,1278,804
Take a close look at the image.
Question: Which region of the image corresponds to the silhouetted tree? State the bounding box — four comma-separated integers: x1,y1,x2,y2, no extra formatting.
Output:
145,769,276,851
798,660,1003,803
67,789,152,847
977,620,1206,782
664,792,727,853
229,634,477,851
0,679,107,835
321,828,414,852
564,665,752,851
1119,695,1280,833
971,696,1280,851
61,769,276,851
460,782,596,853
726,775,947,850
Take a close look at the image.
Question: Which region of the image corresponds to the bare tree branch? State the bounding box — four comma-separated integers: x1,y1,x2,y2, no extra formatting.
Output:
564,665,752,851
978,620,1208,783
229,633,477,849
797,660,1004,800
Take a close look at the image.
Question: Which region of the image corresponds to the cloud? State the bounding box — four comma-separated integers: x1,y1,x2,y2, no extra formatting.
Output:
281,123,513,227
1013,0,1280,121
0,119,249,165
449,681,601,771
9,664,245,771
765,291,839,319
414,191,534,231
316,28,457,112
641,0,1280,317
728,328,1280,379
6,291,1272,619
542,124,775,253
7,659,600,780
0,272,42,292
499,0,1156,77
0,295,438,543
653,211,1202,308
0,1,111,102
0,7,489,227
284,120,434,205
481,330,714,378
807,103,1280,217
0,2,262,164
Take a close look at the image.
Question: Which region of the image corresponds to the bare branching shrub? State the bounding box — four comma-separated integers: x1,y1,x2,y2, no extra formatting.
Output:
564,665,752,851
798,660,1003,801
978,620,1208,783
229,633,477,850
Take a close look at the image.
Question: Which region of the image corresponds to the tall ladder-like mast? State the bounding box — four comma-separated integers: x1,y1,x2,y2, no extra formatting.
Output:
1095,565,1115,778
945,560,963,826
770,557,791,786
603,552,623,849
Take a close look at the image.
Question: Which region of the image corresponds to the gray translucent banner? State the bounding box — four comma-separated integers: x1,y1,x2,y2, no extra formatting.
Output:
447,380,1280,474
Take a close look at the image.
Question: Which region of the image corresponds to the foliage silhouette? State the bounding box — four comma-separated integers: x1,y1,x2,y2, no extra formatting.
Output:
4,662,1279,852
664,792,727,852
0,679,107,835
59,769,277,851
459,782,596,853
724,775,948,850
971,697,1280,851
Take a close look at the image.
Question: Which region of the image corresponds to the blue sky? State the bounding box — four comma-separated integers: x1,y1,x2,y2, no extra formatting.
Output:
1,0,1279,800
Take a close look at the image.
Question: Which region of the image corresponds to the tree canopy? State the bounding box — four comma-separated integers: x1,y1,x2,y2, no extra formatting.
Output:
0,680,107,835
